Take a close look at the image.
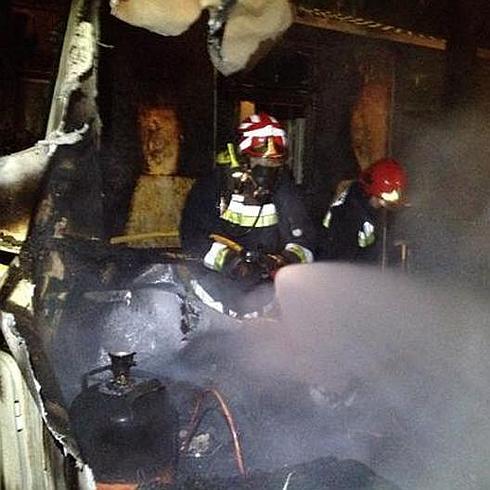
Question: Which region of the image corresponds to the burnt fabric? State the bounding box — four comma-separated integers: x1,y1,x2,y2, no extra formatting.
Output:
316,181,380,262
110,0,292,75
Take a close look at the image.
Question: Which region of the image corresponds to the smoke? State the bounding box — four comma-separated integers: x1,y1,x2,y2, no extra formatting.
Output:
49,285,187,404
47,107,490,486
155,263,490,489
48,256,490,487
394,106,490,290
96,288,185,367
276,264,490,488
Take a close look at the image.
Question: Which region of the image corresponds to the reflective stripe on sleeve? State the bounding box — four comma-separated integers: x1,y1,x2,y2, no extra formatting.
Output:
358,221,375,248
284,243,314,263
322,210,332,229
203,242,230,271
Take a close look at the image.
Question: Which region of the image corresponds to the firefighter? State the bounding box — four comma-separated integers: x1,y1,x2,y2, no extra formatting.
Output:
180,112,315,318
316,158,407,262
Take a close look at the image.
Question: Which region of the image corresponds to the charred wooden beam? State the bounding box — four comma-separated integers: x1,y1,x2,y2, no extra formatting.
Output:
294,6,490,60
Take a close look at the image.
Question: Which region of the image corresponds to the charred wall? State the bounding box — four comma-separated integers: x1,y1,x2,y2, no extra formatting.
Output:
97,4,214,237
0,1,68,154
302,28,363,221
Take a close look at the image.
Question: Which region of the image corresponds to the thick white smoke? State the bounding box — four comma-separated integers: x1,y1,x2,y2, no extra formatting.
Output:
275,263,490,488
48,106,490,487
164,263,490,488
394,106,490,290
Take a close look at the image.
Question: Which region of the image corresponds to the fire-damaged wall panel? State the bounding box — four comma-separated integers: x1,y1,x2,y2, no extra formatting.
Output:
0,6,107,484
138,106,181,176
351,46,394,169
0,0,86,254
122,105,194,248
97,5,213,242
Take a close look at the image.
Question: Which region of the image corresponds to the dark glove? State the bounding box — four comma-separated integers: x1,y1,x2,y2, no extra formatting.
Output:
223,250,268,288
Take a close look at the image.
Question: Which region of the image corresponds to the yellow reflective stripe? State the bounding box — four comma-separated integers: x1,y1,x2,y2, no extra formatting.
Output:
293,246,305,262
358,221,375,248
285,243,314,263
215,245,230,271
322,211,332,229
204,242,230,271
221,209,278,227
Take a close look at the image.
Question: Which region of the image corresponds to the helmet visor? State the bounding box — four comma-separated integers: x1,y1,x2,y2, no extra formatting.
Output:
380,189,402,203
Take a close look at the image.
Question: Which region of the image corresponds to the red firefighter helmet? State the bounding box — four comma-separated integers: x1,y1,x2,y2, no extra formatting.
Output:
237,112,287,159
360,158,407,203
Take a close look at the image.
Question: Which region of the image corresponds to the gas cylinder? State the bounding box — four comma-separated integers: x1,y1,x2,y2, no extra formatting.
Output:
69,352,178,487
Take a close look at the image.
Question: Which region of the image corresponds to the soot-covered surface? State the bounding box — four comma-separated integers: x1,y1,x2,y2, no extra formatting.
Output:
174,457,399,489
48,260,490,489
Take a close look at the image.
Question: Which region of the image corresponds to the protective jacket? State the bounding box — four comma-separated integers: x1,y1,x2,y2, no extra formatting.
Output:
316,181,380,262
180,169,315,317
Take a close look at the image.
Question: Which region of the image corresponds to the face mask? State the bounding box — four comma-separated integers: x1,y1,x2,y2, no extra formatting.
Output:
251,164,282,195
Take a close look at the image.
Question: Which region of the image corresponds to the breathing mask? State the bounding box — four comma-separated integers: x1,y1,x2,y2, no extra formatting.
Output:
250,160,283,197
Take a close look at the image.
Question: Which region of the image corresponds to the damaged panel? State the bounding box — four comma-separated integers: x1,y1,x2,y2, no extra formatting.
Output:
1,0,104,467
138,105,182,176
123,175,194,248
0,350,65,489
351,46,394,169
123,104,194,248
0,0,99,252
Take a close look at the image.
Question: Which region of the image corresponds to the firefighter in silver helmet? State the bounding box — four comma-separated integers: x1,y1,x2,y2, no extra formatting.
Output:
180,112,315,318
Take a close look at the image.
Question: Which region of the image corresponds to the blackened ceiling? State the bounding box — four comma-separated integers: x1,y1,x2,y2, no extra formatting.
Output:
295,0,490,46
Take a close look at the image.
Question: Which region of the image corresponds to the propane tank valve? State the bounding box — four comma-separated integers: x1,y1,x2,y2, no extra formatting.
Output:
109,351,136,386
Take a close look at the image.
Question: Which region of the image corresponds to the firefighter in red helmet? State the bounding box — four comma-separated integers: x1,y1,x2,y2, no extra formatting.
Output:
359,158,407,209
316,158,407,262
180,112,315,318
